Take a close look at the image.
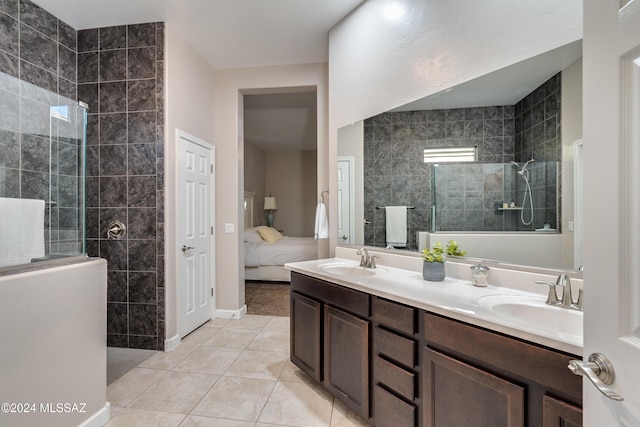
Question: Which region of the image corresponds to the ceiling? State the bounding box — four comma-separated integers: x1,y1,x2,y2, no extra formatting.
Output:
32,0,362,152
244,91,318,152
392,40,583,112
32,0,364,70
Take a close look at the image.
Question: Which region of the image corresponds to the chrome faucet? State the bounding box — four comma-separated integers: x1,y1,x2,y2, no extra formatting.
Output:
535,273,583,311
356,247,378,268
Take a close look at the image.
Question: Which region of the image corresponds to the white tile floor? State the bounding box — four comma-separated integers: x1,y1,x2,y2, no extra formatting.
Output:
106,315,370,427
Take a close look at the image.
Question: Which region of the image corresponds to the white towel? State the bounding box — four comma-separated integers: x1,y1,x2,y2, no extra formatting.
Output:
0,197,45,267
385,206,407,248
314,202,328,240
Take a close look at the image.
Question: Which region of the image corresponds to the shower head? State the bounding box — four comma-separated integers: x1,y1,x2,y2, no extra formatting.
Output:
511,159,535,175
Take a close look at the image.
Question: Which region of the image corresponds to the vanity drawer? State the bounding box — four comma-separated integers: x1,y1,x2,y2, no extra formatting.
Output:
375,356,416,401
374,384,416,427
290,272,370,317
375,326,416,368
373,296,416,334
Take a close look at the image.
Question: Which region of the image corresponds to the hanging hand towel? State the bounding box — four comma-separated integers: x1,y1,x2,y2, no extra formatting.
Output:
314,202,329,240
385,206,407,248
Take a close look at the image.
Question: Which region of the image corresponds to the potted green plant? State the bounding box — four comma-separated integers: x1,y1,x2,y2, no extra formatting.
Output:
422,240,466,281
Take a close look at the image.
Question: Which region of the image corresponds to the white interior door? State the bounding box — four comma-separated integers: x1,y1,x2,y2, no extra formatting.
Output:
337,157,354,244
583,0,640,423
177,130,215,338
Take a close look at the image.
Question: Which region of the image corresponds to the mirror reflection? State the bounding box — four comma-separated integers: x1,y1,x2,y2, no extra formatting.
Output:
337,40,583,270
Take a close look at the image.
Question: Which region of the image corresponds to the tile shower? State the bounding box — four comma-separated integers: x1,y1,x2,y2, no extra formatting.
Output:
0,0,85,257
364,74,561,250
0,0,165,350
78,23,165,350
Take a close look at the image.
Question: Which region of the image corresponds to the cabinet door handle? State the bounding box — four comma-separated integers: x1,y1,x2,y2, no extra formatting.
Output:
568,353,623,401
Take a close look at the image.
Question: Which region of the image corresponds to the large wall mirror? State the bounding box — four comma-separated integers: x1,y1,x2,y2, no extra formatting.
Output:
337,40,583,271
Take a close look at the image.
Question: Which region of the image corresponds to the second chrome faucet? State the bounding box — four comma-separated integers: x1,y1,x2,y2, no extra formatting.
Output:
535,273,583,311
357,247,379,269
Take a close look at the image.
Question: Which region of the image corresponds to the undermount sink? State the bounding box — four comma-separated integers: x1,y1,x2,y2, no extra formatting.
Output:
477,294,583,339
319,262,386,277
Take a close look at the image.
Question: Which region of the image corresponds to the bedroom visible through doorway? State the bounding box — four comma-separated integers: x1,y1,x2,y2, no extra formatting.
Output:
241,87,319,311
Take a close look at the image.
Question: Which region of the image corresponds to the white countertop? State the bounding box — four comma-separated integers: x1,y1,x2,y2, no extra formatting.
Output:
285,257,583,356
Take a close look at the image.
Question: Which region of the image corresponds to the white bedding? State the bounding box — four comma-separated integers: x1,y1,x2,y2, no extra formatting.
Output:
244,236,317,267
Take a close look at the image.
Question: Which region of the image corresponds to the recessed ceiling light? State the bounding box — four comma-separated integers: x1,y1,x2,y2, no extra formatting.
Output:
382,1,407,21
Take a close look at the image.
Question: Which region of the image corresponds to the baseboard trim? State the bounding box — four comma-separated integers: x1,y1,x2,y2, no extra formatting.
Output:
164,333,181,352
215,304,247,319
77,402,110,427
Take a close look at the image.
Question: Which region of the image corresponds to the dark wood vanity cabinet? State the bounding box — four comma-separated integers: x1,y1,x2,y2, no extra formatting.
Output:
290,272,583,427
372,297,421,427
324,305,369,416
290,291,322,381
290,272,371,418
422,312,583,427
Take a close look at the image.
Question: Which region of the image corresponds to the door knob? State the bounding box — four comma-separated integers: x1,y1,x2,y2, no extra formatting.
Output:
568,353,623,401
341,235,348,240
181,245,195,253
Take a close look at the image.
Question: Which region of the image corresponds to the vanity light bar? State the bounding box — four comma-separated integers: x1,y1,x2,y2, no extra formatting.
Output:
423,147,477,163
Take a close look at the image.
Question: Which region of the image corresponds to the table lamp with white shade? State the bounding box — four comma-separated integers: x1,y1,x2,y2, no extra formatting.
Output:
264,196,277,227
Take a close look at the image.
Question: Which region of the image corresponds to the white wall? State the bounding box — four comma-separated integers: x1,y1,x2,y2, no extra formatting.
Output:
337,122,364,245
0,260,108,427
165,24,216,339
212,63,329,313
265,150,317,237
561,59,583,269
327,0,583,253
244,141,267,227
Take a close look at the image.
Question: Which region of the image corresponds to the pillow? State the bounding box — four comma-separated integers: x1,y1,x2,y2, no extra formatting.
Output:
244,228,264,243
256,227,283,244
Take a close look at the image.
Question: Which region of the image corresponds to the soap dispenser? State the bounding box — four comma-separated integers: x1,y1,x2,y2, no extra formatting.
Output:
470,263,489,287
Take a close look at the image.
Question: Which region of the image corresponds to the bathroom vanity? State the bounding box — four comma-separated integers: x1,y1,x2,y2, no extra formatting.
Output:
287,257,583,427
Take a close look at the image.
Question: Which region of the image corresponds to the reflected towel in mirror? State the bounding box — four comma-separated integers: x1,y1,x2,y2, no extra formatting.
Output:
385,206,407,248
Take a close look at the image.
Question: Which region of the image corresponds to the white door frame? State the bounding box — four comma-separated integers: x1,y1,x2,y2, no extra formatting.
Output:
175,129,216,337
573,140,583,270
337,156,355,244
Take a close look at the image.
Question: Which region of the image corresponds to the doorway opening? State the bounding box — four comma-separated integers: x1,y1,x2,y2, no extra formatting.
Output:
241,87,319,316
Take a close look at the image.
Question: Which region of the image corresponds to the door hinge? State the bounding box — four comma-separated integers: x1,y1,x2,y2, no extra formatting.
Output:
211,288,214,297
211,226,213,235
210,164,213,173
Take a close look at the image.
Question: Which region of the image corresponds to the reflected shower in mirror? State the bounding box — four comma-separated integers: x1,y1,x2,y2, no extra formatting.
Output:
364,73,561,249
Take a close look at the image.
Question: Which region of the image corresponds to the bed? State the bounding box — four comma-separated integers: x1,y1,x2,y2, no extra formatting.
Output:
244,227,318,281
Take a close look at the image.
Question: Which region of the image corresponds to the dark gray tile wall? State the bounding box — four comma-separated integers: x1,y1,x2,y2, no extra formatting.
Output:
0,0,83,255
363,74,561,246
514,74,561,230
79,23,165,350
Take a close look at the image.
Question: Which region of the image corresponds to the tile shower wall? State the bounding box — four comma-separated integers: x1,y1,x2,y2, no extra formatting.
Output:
364,73,561,248
78,23,165,350
0,0,82,255
514,74,561,231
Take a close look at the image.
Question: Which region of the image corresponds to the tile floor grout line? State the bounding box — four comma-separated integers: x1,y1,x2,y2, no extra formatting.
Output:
123,368,173,409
